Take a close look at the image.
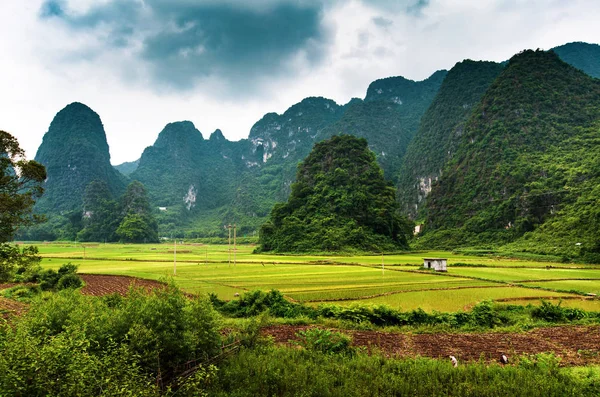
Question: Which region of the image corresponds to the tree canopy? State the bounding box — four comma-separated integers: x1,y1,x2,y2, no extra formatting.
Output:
0,130,47,242
258,135,413,253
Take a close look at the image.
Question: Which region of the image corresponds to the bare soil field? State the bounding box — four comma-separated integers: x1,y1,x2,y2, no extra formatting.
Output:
0,297,28,319
79,274,166,296
262,324,600,366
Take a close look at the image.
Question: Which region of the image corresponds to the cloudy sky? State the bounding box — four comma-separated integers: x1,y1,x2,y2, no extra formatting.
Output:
2,0,599,165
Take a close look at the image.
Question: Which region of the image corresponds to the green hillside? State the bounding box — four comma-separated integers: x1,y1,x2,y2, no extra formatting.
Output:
114,159,139,176
419,50,600,257
258,135,412,253
34,102,126,213
397,60,504,218
553,42,600,79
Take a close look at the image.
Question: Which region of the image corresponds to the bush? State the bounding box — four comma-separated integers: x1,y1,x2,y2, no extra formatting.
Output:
1,282,222,392
56,273,83,290
39,263,82,291
532,300,588,322
295,328,355,356
0,243,41,282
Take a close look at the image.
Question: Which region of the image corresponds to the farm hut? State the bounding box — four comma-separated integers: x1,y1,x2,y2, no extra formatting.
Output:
423,258,447,272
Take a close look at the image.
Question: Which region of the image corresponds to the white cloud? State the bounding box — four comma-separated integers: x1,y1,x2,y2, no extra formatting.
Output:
1,0,599,165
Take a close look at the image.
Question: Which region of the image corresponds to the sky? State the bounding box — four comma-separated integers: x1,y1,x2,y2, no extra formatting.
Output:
1,0,599,165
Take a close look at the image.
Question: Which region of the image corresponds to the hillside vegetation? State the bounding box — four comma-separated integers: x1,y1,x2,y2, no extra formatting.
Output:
419,50,600,259
397,60,504,218
258,135,412,253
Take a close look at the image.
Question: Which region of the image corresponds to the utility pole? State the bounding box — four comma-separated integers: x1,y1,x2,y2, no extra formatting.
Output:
227,224,232,266
382,252,384,275
234,224,237,267
174,239,177,276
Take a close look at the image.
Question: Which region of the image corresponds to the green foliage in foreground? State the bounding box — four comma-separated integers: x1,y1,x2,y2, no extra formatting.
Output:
0,284,221,394
258,135,413,253
211,289,600,330
1,285,599,396
210,346,599,397
0,243,40,282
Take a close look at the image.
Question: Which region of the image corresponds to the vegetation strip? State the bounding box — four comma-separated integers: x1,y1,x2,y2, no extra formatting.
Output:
261,325,600,365
299,285,508,302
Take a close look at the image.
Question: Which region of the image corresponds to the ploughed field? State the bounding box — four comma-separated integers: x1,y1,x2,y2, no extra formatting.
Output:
31,242,600,312
263,325,600,366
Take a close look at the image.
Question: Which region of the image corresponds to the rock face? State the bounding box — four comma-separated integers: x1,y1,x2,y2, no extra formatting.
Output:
421,50,600,250
34,102,126,213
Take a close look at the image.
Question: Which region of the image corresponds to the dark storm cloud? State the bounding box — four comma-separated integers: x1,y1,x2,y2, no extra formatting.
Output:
39,0,328,90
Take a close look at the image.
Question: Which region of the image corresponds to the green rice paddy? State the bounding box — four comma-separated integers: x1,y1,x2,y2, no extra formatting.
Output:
33,242,600,312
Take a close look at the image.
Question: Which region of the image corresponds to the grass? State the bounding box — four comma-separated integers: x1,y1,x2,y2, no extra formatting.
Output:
28,242,600,312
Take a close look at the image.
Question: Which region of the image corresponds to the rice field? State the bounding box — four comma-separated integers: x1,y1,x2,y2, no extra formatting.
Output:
32,242,600,312
310,287,577,312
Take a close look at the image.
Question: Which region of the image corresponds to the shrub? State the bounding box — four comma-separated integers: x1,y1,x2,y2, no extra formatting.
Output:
56,273,83,290
295,328,354,356
1,283,222,392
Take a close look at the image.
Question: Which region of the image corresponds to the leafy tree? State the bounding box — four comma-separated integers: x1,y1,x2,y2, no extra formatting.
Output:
0,130,46,242
0,244,41,282
258,135,413,252
116,181,158,243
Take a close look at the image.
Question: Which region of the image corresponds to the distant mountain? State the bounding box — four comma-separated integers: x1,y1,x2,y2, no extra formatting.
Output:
397,60,504,218
114,159,139,176
28,42,600,242
553,42,600,79
34,102,126,214
420,50,600,254
323,70,447,179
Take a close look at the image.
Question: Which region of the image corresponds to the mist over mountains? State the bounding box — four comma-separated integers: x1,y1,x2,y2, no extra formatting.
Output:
21,41,600,258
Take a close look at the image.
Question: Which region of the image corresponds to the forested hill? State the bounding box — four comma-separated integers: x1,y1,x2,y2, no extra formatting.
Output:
396,60,504,218
258,135,412,253
34,102,126,214
23,42,600,241
126,72,445,237
553,42,600,79
420,50,600,252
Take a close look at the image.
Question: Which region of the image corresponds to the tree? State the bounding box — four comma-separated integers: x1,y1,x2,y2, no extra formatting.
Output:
0,130,46,242
116,181,158,243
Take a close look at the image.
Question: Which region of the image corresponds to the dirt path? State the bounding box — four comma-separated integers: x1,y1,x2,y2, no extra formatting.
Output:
262,324,600,365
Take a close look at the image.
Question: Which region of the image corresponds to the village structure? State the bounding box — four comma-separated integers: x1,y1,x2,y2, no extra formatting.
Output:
423,258,448,272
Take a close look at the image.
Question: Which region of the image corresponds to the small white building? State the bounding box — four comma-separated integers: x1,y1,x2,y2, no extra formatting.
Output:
423,258,447,272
